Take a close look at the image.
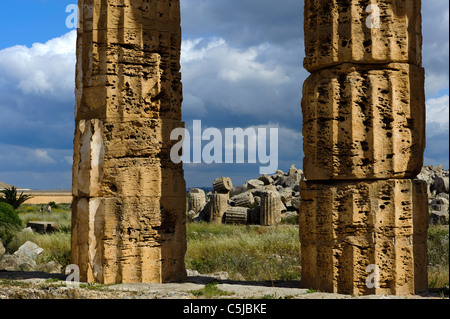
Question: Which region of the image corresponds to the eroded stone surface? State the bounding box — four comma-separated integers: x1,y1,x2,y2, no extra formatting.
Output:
302,63,425,180
303,0,422,72
72,0,186,284
188,188,207,214
299,179,428,296
209,193,228,224
260,191,282,226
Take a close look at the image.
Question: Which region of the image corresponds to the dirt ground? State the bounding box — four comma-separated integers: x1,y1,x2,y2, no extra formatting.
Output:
0,270,447,299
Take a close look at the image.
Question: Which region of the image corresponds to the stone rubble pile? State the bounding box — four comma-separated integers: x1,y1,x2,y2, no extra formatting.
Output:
188,164,449,226
188,164,304,226
416,165,449,225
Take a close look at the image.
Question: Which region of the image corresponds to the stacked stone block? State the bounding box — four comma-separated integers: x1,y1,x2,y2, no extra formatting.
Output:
72,0,186,284
300,0,427,295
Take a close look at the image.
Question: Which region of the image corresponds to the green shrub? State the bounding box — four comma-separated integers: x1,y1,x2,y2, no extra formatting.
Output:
0,223,22,251
428,225,449,267
48,201,58,209
0,202,22,227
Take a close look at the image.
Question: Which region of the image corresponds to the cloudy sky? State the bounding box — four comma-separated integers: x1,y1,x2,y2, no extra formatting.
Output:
0,0,448,190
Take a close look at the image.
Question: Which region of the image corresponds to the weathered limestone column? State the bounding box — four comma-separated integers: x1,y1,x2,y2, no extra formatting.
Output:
209,193,228,223
231,191,255,208
71,0,187,284
300,0,427,295
188,188,206,214
260,191,282,226
213,177,233,200
224,207,249,225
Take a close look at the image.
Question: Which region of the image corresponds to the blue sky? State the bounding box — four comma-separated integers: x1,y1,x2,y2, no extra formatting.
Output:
0,0,448,190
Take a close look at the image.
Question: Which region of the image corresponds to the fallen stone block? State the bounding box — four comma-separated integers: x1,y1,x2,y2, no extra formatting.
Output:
26,221,58,234
14,241,44,260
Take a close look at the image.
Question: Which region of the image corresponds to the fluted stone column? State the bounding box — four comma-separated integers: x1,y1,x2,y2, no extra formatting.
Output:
224,207,249,225
231,191,255,208
209,193,228,224
189,188,206,214
71,0,186,284
300,0,427,295
260,191,282,226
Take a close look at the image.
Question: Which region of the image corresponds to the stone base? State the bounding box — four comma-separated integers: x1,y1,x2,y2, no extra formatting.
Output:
71,195,187,284
299,179,428,295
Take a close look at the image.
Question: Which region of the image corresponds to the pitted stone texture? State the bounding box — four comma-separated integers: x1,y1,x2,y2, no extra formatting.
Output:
72,119,184,198
76,0,182,121
303,0,422,72
188,188,207,214
224,207,249,225
299,179,428,296
260,191,282,226
209,193,228,224
302,63,425,180
231,191,255,208
72,0,186,284
213,177,233,194
71,195,187,284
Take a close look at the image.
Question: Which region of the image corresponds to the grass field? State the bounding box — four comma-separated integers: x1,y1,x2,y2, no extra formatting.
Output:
186,222,301,281
0,204,448,290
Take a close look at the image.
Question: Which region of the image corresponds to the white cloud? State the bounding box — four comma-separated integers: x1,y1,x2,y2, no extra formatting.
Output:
31,149,56,164
182,37,290,84
0,31,76,100
182,93,207,117
64,156,73,165
181,37,302,120
426,95,449,135
422,1,449,97
0,143,71,170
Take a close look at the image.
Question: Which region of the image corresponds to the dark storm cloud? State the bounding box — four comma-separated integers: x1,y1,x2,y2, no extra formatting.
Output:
0,1,448,189
181,0,304,47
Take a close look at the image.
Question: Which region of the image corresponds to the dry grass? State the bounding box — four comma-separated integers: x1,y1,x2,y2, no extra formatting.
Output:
3,205,448,291
427,225,449,290
1,205,73,267
185,222,301,281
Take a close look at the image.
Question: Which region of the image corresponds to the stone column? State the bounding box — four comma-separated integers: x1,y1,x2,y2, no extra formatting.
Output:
260,191,282,226
71,0,186,284
209,193,228,224
189,188,207,214
300,0,427,295
213,177,233,200
224,207,249,225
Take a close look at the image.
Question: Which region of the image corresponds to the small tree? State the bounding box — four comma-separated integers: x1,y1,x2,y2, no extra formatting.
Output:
0,186,33,210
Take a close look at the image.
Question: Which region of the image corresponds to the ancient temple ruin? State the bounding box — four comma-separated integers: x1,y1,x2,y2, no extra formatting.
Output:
71,0,186,284
299,0,428,295
71,0,429,294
